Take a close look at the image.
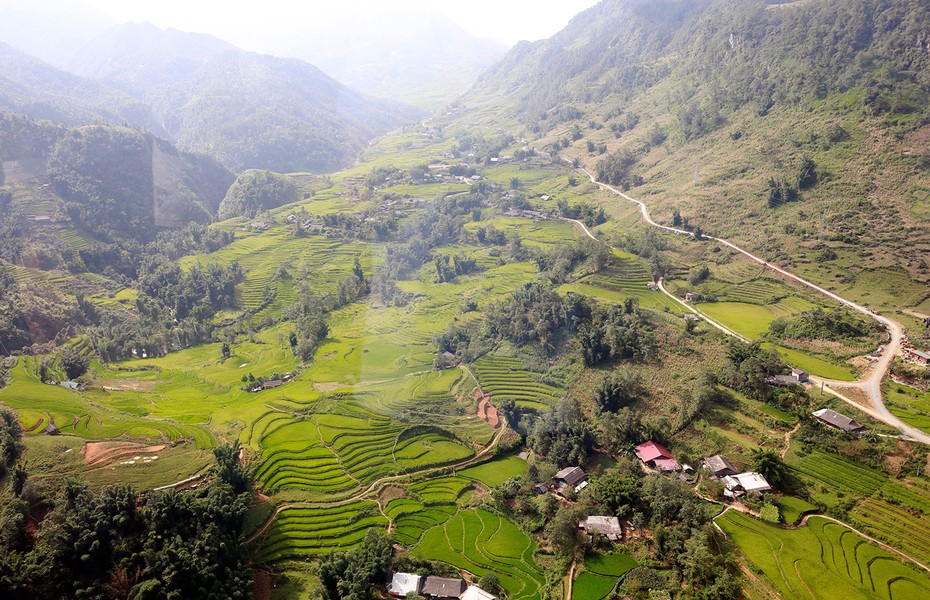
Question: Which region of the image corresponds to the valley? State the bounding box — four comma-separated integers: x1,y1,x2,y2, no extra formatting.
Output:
1,1,930,599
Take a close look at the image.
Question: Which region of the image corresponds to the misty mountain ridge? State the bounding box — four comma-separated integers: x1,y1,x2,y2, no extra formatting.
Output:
276,8,506,106
0,19,418,174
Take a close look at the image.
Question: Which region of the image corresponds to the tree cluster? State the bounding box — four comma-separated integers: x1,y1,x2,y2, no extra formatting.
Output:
0,443,252,599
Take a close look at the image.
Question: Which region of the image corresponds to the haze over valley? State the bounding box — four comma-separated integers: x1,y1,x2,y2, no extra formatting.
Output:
0,1,930,599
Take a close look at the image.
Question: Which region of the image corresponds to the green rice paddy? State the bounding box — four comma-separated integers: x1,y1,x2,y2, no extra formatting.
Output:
717,511,930,600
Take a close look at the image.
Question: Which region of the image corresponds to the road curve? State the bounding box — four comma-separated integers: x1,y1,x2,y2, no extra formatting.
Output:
567,162,929,444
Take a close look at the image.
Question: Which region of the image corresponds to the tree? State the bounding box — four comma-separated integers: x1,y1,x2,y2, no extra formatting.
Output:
797,156,817,189
751,448,788,489
58,347,89,380
545,506,581,557
213,441,251,494
590,469,640,514
594,370,645,413
478,574,502,594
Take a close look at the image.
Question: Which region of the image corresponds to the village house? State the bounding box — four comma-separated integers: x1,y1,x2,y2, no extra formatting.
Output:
460,585,496,600
635,441,681,472
766,373,801,387
58,381,85,391
723,472,771,498
905,347,930,366
812,408,865,434
791,367,810,383
533,482,550,494
703,455,738,479
553,466,587,492
579,515,623,541
684,292,702,302
387,573,421,597
421,576,467,600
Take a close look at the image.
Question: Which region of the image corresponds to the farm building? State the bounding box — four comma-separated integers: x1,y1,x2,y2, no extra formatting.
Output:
421,576,466,599
460,585,496,600
44,423,60,435
723,472,771,497
579,515,623,541
635,441,681,471
703,455,737,478
553,466,587,491
790,368,809,383
684,292,702,302
262,380,283,389
766,374,801,387
812,408,865,434
905,347,930,365
59,381,85,391
388,573,421,597
533,482,550,494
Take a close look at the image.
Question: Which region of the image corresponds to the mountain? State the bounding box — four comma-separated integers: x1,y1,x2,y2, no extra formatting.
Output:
1,113,234,239
0,0,116,67
67,22,419,173
463,0,930,285
276,9,506,107
0,43,164,133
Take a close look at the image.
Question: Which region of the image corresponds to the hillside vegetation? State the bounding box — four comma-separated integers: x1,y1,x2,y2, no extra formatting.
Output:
65,23,419,173
465,0,930,311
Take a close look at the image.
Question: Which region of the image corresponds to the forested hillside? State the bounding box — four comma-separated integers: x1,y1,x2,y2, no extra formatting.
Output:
0,43,163,133
65,23,419,173
465,0,930,299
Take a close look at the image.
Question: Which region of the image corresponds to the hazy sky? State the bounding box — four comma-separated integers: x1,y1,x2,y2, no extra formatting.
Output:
73,0,602,47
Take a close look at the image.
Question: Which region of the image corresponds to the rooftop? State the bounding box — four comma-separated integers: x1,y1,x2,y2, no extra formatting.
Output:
580,515,623,540
553,466,587,486
704,454,736,475
726,472,772,493
421,576,466,598
461,585,497,600
635,440,673,463
812,408,864,432
388,573,421,596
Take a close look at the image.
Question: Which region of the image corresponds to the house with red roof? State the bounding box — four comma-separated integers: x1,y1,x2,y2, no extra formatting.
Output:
635,441,681,472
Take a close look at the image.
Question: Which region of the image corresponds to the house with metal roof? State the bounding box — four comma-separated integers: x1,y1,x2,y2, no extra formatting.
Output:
460,585,496,600
579,515,623,541
421,576,466,599
387,573,421,597
553,466,587,491
723,472,771,497
703,455,738,478
812,408,865,434
635,441,681,471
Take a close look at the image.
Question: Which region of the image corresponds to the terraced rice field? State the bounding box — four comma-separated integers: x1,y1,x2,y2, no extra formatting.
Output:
789,449,930,566
472,355,563,411
717,511,930,600
569,249,678,312
389,500,458,546
0,358,215,448
851,498,930,565
254,502,387,561
572,553,638,600
791,450,887,497
413,509,547,600
253,397,474,498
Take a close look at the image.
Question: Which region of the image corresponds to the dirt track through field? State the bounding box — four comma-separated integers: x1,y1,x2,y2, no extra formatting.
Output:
565,158,929,444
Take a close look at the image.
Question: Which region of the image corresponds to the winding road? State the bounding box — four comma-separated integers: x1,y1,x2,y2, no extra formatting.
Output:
565,162,930,444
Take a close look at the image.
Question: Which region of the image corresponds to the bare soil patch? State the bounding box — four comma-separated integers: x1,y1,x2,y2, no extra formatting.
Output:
476,395,500,428
378,485,406,505
82,441,166,467
96,379,158,392
251,569,273,600
313,382,341,393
